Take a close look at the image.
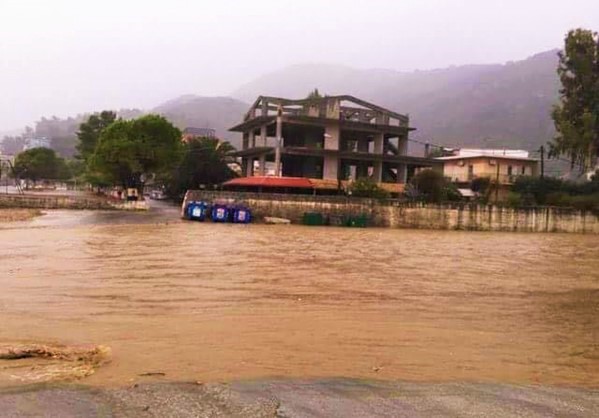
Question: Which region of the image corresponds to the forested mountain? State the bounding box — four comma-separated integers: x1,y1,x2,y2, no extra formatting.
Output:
2,50,562,159
232,50,561,152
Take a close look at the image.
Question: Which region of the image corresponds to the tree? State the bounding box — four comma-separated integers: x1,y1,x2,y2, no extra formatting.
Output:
76,111,117,162
550,29,599,172
89,114,182,190
410,169,461,203
167,137,237,198
306,88,323,99
347,177,390,199
12,148,69,186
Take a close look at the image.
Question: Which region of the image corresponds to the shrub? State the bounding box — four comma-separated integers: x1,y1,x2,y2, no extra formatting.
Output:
470,177,491,194
410,169,462,203
410,169,445,202
506,192,522,208
569,193,599,213
545,192,571,207
348,177,390,199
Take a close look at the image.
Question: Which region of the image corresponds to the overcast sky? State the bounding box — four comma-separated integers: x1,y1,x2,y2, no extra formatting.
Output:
1,0,598,131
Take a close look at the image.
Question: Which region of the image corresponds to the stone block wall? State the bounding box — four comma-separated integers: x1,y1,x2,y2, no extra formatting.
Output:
0,194,114,210
184,190,599,234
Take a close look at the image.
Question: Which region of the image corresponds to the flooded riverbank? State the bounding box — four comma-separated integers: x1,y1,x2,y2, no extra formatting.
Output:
1,208,598,388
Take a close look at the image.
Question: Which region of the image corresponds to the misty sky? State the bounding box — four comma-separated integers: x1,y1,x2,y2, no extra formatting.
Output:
1,0,598,131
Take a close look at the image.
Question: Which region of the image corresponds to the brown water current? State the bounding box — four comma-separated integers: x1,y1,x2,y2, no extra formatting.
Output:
0,208,598,387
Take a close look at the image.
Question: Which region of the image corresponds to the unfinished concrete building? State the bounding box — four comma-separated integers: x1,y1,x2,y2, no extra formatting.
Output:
229,95,440,191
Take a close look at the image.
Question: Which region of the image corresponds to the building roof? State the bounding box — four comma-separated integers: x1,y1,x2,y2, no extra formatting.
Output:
231,94,413,133
455,148,530,158
435,154,537,162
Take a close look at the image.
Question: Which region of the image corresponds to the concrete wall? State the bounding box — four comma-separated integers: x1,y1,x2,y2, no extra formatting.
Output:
0,194,114,210
184,190,599,234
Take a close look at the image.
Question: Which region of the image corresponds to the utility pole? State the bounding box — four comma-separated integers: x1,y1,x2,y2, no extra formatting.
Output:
540,145,545,178
274,106,282,177
495,161,500,203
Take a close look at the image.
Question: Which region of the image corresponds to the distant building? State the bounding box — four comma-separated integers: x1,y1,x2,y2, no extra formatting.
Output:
226,95,441,194
436,148,539,200
24,137,51,150
182,127,216,142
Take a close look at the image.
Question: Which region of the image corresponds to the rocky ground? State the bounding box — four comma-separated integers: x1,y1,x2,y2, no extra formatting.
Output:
0,379,597,417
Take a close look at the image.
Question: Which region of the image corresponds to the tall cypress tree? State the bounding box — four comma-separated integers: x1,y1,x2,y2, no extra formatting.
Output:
550,29,599,173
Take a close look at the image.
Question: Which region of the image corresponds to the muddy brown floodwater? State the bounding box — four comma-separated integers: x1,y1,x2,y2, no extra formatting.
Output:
0,208,598,388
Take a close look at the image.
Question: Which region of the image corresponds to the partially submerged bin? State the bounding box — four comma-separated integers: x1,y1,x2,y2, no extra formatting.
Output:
232,206,252,224
186,201,208,221
211,204,229,222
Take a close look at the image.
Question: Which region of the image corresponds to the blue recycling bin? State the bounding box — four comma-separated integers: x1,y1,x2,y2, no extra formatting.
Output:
187,201,208,221
233,207,252,224
211,204,229,222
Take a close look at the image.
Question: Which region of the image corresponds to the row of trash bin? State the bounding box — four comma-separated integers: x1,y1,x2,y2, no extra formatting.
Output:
185,201,252,224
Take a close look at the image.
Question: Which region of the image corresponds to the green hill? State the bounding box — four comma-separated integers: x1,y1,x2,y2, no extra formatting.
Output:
232,50,561,153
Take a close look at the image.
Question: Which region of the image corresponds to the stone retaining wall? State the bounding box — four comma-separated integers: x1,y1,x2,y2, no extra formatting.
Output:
0,193,115,210
184,190,599,233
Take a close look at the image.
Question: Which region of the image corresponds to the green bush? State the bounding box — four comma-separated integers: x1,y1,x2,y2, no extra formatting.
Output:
569,193,599,213
545,192,571,207
506,192,522,208
470,177,491,194
513,175,599,206
410,169,462,203
348,177,390,199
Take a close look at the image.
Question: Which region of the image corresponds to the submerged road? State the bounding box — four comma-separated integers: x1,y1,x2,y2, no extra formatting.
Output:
1,379,598,417
2,206,598,416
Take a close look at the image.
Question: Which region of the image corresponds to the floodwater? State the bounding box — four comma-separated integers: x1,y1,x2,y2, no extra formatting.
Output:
1,204,598,387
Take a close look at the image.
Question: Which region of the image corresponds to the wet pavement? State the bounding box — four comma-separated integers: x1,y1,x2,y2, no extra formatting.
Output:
1,379,598,417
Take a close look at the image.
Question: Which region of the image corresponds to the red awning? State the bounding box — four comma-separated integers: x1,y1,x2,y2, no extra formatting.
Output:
223,176,314,189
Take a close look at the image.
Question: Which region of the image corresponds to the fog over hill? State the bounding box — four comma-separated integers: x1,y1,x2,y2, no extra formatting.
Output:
152,96,248,145
232,50,561,153
3,50,561,158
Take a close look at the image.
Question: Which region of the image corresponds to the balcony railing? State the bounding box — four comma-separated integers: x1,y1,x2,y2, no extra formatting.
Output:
451,174,523,184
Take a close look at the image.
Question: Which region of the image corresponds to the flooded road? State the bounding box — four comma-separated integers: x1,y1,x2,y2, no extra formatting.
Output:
1,207,598,388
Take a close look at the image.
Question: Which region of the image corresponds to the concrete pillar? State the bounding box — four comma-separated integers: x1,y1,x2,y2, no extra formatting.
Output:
376,113,389,125
260,125,267,147
323,122,340,181
241,158,248,176
324,122,340,150
259,154,266,176
374,133,384,154
323,155,338,180
373,161,383,182
261,100,268,117
249,130,255,148
246,157,254,177
397,163,408,183
274,111,282,176
398,136,408,156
